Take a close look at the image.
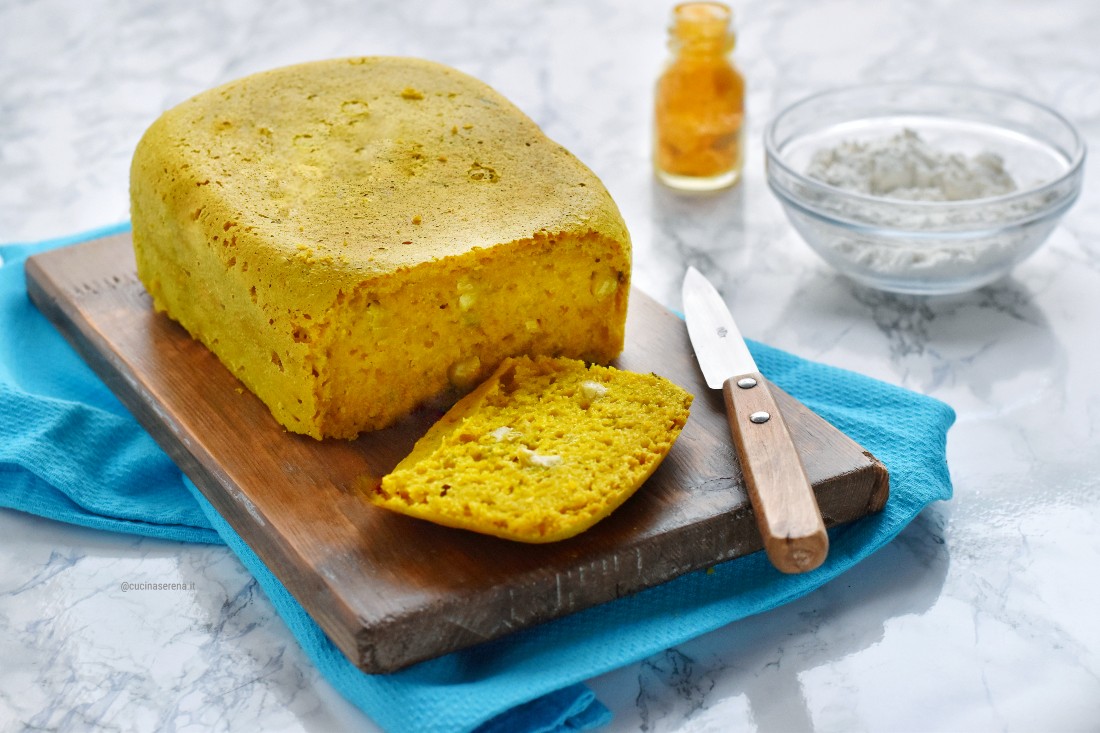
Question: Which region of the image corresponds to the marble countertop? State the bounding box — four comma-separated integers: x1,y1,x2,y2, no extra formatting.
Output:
2,0,1098,730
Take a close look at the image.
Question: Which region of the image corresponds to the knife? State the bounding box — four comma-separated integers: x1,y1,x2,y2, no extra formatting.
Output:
681,266,828,574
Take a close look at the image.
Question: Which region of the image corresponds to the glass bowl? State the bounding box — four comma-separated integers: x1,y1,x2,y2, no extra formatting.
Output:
764,83,1086,295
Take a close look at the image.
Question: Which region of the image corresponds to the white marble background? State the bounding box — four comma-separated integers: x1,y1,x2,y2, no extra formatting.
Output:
2,0,1099,731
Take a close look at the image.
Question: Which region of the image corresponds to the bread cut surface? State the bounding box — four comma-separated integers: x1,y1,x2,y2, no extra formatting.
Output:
368,356,693,543
130,57,631,438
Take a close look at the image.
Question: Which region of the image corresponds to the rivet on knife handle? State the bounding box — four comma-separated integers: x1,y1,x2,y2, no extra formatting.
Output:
723,372,828,573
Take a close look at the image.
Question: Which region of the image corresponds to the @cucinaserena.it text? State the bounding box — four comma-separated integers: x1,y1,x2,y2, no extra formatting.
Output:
120,581,195,592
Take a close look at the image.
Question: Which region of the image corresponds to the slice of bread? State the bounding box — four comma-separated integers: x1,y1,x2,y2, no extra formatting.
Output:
367,355,693,542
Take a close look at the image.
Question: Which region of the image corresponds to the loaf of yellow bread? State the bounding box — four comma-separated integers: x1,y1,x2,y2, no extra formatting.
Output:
130,57,631,439
368,356,693,542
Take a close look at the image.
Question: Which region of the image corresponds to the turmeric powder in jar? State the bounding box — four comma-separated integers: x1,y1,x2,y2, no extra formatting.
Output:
654,2,745,190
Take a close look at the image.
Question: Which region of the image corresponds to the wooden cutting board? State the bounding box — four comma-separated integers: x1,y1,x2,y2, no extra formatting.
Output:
25,232,888,673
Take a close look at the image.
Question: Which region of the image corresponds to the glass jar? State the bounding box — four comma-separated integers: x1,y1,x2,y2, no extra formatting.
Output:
654,2,745,191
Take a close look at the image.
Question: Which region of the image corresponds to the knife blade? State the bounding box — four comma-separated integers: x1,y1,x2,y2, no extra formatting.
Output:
682,266,828,574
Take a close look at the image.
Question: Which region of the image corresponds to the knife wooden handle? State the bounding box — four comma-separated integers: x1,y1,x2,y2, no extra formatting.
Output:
723,372,828,574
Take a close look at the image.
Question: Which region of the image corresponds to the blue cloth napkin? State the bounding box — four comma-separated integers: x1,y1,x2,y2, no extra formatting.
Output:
0,223,955,733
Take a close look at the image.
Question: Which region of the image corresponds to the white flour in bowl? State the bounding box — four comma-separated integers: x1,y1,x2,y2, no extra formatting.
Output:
805,128,1017,202
797,129,1054,285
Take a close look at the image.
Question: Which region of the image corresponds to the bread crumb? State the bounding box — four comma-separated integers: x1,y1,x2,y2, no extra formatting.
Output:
490,426,519,442
520,448,563,468
448,355,481,388
580,380,608,400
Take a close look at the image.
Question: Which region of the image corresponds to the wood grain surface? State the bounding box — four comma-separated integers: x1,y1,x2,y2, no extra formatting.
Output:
25,232,889,673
